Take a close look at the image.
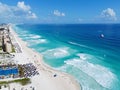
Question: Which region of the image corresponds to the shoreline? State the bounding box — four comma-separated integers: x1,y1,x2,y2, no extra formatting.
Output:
10,25,81,90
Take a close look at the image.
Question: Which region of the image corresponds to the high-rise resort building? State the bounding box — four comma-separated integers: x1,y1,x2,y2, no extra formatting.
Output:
0,35,2,52
3,34,12,53
5,42,12,53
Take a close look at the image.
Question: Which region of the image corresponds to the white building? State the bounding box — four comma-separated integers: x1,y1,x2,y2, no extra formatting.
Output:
5,42,12,53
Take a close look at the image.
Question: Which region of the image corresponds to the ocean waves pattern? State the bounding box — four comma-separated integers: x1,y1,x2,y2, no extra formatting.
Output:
14,24,120,90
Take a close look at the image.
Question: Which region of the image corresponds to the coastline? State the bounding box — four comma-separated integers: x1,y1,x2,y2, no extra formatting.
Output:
10,25,81,90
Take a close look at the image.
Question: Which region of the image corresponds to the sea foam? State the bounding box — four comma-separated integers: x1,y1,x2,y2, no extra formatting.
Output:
42,47,70,58
27,39,47,45
28,34,41,39
64,54,116,89
68,41,96,50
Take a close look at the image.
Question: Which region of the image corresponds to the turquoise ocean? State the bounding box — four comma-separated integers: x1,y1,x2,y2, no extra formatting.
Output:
13,24,120,90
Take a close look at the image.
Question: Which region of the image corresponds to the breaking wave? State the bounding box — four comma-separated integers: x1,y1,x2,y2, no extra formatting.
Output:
42,47,70,59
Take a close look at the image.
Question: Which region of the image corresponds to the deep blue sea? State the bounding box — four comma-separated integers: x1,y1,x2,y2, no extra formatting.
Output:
13,24,120,90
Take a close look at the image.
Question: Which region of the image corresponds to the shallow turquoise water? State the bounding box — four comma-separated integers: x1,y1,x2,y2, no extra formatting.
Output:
13,24,120,90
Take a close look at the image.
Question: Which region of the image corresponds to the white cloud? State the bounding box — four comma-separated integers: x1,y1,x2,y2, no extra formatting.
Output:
27,13,37,19
17,1,30,11
53,10,65,16
101,8,117,21
0,1,37,23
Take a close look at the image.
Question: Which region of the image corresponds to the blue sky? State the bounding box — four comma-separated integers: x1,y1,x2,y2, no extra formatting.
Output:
0,0,120,23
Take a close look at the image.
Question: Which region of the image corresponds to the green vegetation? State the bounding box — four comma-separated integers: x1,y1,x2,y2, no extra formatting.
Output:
0,78,31,86
11,46,15,53
18,65,25,77
13,78,31,85
0,47,2,50
0,81,6,85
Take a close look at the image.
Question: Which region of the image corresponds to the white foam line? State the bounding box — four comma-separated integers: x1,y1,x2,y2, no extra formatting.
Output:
64,57,117,89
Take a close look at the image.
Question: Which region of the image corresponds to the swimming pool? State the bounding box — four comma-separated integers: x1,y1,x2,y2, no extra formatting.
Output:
0,68,18,75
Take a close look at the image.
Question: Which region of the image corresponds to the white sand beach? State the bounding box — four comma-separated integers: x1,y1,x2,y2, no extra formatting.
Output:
8,26,81,90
